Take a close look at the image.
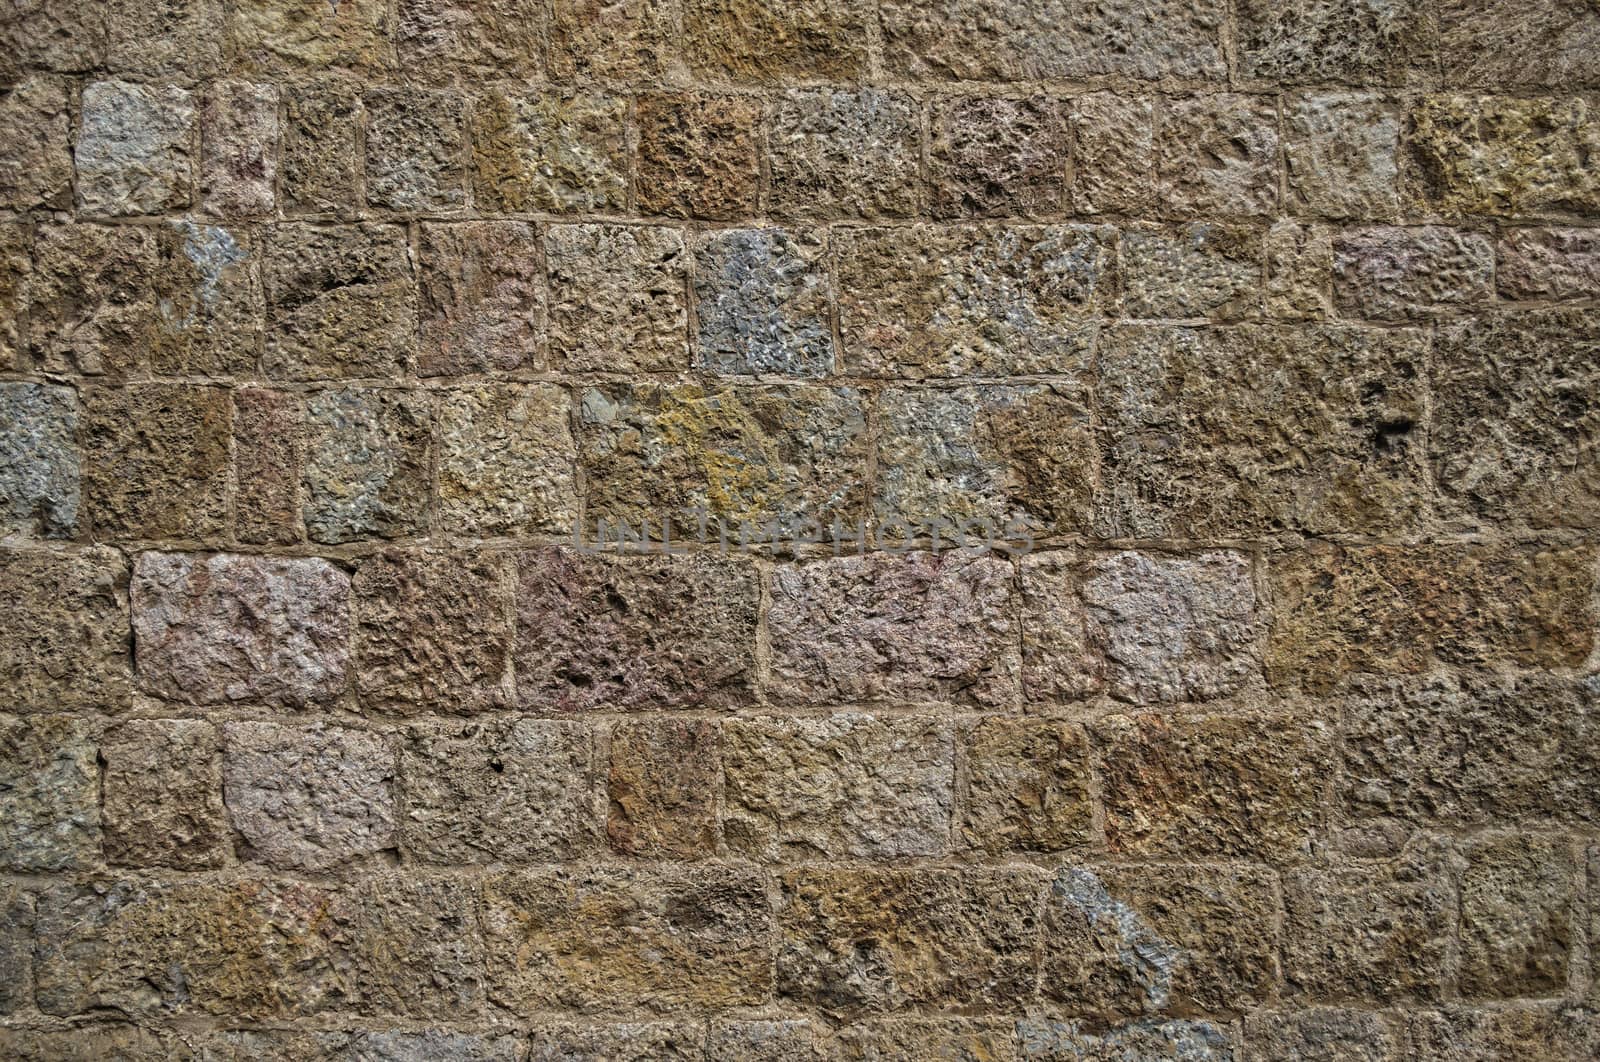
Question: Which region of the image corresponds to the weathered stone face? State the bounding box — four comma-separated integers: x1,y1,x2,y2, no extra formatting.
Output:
1121,222,1263,320
266,224,415,380
548,0,680,83
767,89,921,218
929,96,1069,218
529,1022,705,1062
1237,0,1437,84
1439,0,1600,89
85,384,232,540
397,0,544,84
1285,93,1402,219
225,0,393,77
1017,1019,1236,1061
0,547,130,711
417,220,544,377
350,874,485,1018
102,719,224,869
363,86,467,210
1409,1004,1600,1062
683,0,869,82
280,79,363,213
1242,1008,1404,1062
1497,227,1600,302
694,228,833,378
1333,225,1495,319
0,78,73,209
1458,833,1575,998
635,92,761,218
471,90,628,213
303,387,433,543
233,387,303,546
0,383,78,538
0,714,99,872
437,384,577,536
546,223,687,373
1072,93,1156,215
75,80,194,216
608,717,721,858
1159,94,1280,217
959,718,1095,855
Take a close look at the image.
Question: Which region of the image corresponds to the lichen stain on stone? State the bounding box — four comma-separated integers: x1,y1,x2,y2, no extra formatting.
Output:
1051,867,1179,1010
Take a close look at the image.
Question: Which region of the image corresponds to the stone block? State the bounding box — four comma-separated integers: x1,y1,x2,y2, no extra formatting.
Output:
608,717,721,858
1497,227,1600,301
635,91,761,218
350,874,484,1018
438,383,577,536
84,384,231,540
830,1020,1017,1061
1266,220,1335,318
0,884,31,1015
1121,222,1263,320
529,1022,704,1061
683,0,870,82
693,227,832,377
265,224,414,379
303,387,433,543
1332,225,1494,318
102,719,223,869
1285,92,1402,219
1016,1019,1235,1061
280,79,362,213
1242,1008,1405,1062
1458,833,1576,998
1071,93,1156,215
417,220,544,377
225,0,393,76
1237,0,1437,84
1159,93,1280,217
929,95,1069,218
233,387,303,546
0,0,105,77
959,718,1095,855
1408,1004,1600,1061
0,382,78,538
471,90,627,213
546,223,687,373
548,0,681,83
364,86,467,210
76,80,194,216
27,223,156,376
106,0,224,80
767,89,921,219
0,223,26,369
0,547,130,711
0,714,99,872
0,78,73,209
1439,0,1600,89
397,0,544,85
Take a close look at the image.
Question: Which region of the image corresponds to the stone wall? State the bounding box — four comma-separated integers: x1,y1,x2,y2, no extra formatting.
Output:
3,1,1600,1058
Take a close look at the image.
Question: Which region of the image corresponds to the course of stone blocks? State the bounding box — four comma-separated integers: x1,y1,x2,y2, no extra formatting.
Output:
3,0,1600,1058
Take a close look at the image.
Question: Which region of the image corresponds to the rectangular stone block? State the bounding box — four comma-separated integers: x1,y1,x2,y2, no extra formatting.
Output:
722,713,954,860
636,91,761,219
417,221,543,377
1439,0,1600,89
350,874,484,1019
0,382,78,538
1332,225,1494,319
134,551,350,707
147,222,264,376
1285,92,1401,219
1017,1019,1235,1060
1408,1004,1600,1061
1267,543,1597,690
1459,833,1576,998
1093,712,1333,860
355,549,512,713
1237,0,1436,84
683,0,868,82
1043,863,1279,1020
1432,309,1600,530
438,383,577,536
1121,222,1263,320
84,384,231,540
929,95,1068,218
1095,324,1430,537
265,223,414,379
1242,1009,1405,1062
776,866,1045,1017
693,227,833,378
225,0,393,76
608,717,721,858
0,883,31,1015
280,79,362,213
233,387,303,546
530,1023,704,1061
200,80,277,216
767,552,1020,708
0,547,130,711
0,1,105,78
1071,93,1156,215
363,86,466,211
302,386,433,543
1267,220,1335,318
28,223,157,376
1497,228,1600,301
1158,93,1280,217
548,0,680,83
515,547,758,712
0,714,99,872
835,224,1110,378
397,0,544,84
76,80,194,216
0,77,73,209
547,223,687,373
767,89,921,219
402,718,599,864
471,90,627,213
483,865,772,1011
959,718,1095,855
707,1020,819,1061
103,719,224,869
829,1020,1017,1060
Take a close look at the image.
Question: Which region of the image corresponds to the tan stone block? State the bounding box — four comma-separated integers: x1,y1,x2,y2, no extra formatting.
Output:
417,221,544,376
266,224,414,380
636,91,761,219
103,719,224,869
609,717,721,858
471,90,628,213
959,717,1094,855
0,547,130,711
929,95,1068,219
768,89,921,219
302,387,433,543
438,383,577,536
84,384,231,540
547,223,687,373
0,78,72,210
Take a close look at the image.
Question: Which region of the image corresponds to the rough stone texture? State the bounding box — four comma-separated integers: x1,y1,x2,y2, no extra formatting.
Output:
1408,1004,1600,1061
635,92,761,218
0,884,32,1015
350,874,485,1018
417,221,543,377
1497,227,1600,301
835,224,1110,378
929,96,1069,219
529,1022,703,1061
1431,308,1600,530
515,547,758,712
437,384,577,536
776,866,1045,1018
1237,0,1437,84
1094,712,1333,860
482,866,772,1011
1458,833,1575,998
1095,324,1431,538
0,78,73,209
1017,1019,1235,1061
75,80,194,216
0,547,130,711
547,223,687,373
1267,220,1336,318
1440,0,1600,89
1242,1008,1404,1061
133,551,350,707
303,387,433,544
265,224,415,379
397,0,543,85
1022,550,1265,705
0,382,79,538
548,0,680,84
0,714,99,872
102,719,224,869
767,552,1020,708
694,227,833,377
364,87,466,211
200,80,277,215
1072,93,1156,216
831,1019,1018,1060
959,718,1095,855
577,381,868,531
233,387,303,545
767,89,921,219
1159,94,1280,217
1333,225,1495,319
683,0,870,83
84,384,231,540
1285,93,1402,219
1121,222,1263,320
0,223,27,370
280,79,363,213
608,717,721,858
722,713,954,860
471,91,628,214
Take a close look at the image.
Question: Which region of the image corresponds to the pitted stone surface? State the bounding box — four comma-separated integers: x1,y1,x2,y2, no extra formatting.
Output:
0,714,99,872
0,383,79,538
303,387,433,544
75,80,194,216
694,228,833,378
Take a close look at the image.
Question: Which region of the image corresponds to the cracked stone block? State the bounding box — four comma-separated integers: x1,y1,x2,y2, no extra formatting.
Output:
768,89,921,219
200,80,277,215
1439,0,1600,89
225,0,393,76
548,0,681,83
32,878,356,1019
84,384,231,540
1333,226,1494,319
1282,838,1455,1001
438,384,576,537
636,91,761,219
1405,95,1600,217
879,0,1226,81
1242,1009,1404,1062
75,80,194,216
0,547,130,711
608,717,721,858
133,551,350,708
0,0,105,77
303,387,432,544
776,866,1044,1018
350,874,484,1019
1497,228,1600,301
836,224,1111,378
684,0,869,82
354,549,511,713
397,0,544,84
1237,0,1437,84
1432,308,1600,530
1285,92,1401,219
102,719,224,869
1459,833,1575,998
0,78,73,209
1159,93,1280,217
1042,863,1279,1020
266,224,414,379
223,722,395,871
106,0,224,80
1121,222,1263,320
417,221,544,377
1093,712,1333,859
1017,1019,1235,1061
959,718,1094,855
529,1023,704,1062
929,95,1068,218
233,387,303,546
1072,92,1156,215
1267,220,1335,318
694,228,833,377
547,223,687,373
1267,543,1597,690
471,90,627,213
402,718,598,864
1021,551,1262,705
515,547,759,712
1095,324,1430,538
483,865,772,1011
0,383,78,538
365,86,467,210
722,713,954,860
577,380,867,532
875,384,1097,534
0,714,99,872
767,552,1019,709
280,79,362,214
